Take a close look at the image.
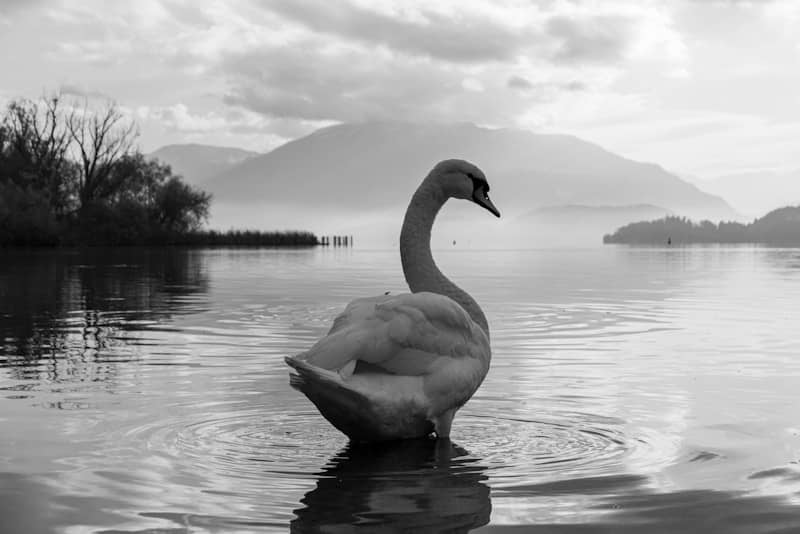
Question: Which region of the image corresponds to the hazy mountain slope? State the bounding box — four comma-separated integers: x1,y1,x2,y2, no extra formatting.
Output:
207,121,737,223
520,204,672,223
148,144,260,185
512,204,673,246
696,169,800,218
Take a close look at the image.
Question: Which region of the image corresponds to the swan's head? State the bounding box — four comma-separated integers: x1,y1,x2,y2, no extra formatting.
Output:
431,159,500,218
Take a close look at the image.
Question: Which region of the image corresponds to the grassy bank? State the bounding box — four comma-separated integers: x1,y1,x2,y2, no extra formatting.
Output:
167,230,319,247
0,229,320,248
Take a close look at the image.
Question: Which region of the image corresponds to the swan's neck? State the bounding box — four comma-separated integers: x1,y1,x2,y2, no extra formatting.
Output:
400,176,489,336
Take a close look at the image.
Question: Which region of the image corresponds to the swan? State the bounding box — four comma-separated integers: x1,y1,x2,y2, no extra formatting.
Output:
285,159,500,442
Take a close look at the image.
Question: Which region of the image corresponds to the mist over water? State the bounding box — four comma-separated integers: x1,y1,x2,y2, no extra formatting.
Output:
2,246,800,532
210,200,623,249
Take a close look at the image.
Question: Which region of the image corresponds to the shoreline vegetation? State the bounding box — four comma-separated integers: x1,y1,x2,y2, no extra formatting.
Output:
166,230,319,247
0,94,318,248
604,206,800,245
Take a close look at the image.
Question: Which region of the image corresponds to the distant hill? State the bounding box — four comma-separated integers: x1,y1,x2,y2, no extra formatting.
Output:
511,204,672,246
695,169,800,218
604,205,800,245
148,144,260,185
206,121,738,229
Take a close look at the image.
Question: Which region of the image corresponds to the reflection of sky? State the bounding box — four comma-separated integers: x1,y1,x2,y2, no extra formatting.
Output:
437,247,800,524
2,247,800,531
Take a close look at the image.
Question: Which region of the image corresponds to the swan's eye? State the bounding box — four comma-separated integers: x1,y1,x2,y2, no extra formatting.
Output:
469,175,488,195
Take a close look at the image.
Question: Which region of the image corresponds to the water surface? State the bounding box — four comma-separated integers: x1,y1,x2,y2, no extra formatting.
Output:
1,246,800,532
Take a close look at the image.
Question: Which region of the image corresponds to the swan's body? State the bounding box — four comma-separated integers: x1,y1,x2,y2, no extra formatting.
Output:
286,159,499,441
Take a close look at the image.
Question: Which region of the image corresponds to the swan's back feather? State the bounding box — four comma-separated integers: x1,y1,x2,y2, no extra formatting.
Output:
327,294,394,335
301,292,490,378
288,291,491,440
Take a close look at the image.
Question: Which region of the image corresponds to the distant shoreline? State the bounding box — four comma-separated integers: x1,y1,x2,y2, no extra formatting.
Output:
603,206,800,245
0,230,321,248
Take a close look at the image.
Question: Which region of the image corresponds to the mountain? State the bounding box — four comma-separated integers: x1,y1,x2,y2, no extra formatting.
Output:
148,144,260,185
695,169,800,218
204,121,738,246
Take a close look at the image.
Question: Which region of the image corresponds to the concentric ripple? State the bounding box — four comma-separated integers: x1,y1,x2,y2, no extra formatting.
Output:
116,400,348,491
454,412,632,484
175,409,342,478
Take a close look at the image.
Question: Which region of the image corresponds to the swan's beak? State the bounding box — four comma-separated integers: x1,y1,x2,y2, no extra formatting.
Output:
474,192,501,218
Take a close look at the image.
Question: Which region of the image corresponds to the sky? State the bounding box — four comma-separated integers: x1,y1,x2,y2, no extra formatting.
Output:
1,0,800,179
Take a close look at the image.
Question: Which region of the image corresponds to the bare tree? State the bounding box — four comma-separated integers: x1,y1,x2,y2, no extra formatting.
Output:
2,95,74,215
65,99,138,213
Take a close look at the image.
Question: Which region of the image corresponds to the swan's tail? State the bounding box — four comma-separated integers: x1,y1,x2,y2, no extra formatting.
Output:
285,355,436,441
285,355,372,438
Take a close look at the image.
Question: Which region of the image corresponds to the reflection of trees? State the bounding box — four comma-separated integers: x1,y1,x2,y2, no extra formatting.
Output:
0,248,208,383
291,439,491,533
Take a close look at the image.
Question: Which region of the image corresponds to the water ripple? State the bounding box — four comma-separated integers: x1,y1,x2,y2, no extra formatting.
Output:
455,412,631,484
3,247,800,532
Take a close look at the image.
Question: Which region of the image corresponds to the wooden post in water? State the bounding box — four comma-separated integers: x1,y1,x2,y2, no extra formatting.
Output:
323,235,354,247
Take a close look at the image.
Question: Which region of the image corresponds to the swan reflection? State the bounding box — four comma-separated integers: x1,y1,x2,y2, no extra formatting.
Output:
290,438,491,533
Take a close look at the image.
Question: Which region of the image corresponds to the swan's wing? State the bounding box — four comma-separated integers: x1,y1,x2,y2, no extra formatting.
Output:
326,294,394,335
299,292,489,377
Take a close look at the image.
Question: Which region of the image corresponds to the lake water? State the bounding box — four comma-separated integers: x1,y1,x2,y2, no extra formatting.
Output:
1,246,800,533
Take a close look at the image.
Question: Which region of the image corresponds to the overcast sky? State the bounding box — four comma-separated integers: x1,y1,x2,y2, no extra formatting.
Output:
1,0,799,178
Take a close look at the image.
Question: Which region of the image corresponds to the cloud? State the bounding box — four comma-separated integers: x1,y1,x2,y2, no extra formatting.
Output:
263,0,532,63
58,83,112,100
546,14,633,63
144,104,253,134
689,0,776,4
11,0,687,136
136,102,328,149
507,75,535,91
0,0,38,14
507,75,586,95
0,0,701,165
208,1,688,130
0,0,44,24
218,39,550,127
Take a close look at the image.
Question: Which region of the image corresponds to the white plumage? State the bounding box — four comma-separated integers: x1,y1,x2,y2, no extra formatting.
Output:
286,159,500,441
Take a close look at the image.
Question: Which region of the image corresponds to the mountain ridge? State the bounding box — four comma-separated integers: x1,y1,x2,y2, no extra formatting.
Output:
695,169,800,218
147,143,261,185
204,121,738,228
